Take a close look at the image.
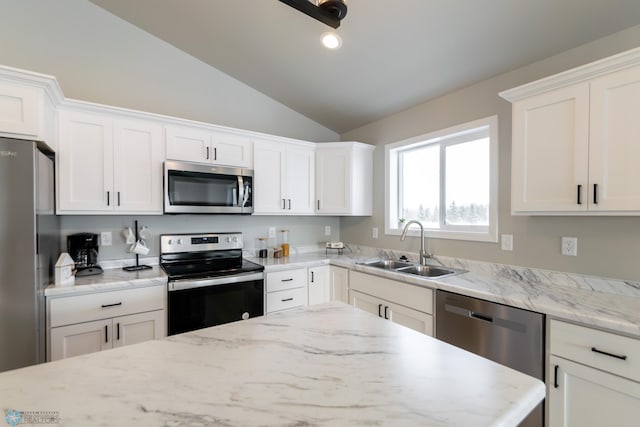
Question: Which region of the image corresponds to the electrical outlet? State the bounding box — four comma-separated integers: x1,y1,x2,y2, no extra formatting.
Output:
100,231,112,246
500,234,513,251
268,227,276,239
325,226,331,236
372,227,379,239
561,237,578,256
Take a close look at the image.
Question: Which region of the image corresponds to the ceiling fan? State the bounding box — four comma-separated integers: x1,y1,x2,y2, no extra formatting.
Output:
279,0,348,29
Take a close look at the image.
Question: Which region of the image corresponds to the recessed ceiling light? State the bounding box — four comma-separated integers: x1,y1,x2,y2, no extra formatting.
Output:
321,32,342,49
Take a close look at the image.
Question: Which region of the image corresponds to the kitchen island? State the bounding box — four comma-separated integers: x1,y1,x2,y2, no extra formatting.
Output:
0,303,543,426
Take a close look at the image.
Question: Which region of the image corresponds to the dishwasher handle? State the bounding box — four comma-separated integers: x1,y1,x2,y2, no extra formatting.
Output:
445,303,493,323
469,311,493,323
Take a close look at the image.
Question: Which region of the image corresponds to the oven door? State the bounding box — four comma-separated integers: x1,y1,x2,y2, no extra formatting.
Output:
168,272,264,335
164,161,253,214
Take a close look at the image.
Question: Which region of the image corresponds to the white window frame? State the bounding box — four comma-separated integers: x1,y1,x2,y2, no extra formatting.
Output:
385,115,499,242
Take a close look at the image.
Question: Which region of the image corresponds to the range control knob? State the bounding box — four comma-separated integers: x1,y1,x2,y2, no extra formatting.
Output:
242,312,250,320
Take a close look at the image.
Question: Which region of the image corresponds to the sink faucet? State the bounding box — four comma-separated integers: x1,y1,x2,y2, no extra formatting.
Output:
400,220,432,266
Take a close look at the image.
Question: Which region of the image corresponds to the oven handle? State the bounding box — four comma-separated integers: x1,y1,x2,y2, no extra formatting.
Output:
168,272,264,291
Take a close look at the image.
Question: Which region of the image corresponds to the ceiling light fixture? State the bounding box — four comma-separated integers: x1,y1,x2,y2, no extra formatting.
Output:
279,0,348,29
321,32,342,49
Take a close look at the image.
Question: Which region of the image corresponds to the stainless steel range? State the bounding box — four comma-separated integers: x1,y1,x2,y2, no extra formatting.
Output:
160,232,264,335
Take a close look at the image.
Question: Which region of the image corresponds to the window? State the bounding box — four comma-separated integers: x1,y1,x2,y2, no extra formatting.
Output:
385,116,498,242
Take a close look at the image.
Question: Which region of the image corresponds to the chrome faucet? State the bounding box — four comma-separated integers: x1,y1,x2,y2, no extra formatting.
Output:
400,220,432,266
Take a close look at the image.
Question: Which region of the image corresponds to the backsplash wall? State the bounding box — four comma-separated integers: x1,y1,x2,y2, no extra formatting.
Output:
60,215,340,261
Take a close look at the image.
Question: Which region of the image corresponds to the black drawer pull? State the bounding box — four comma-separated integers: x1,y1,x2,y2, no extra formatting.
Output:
281,298,294,302
281,278,294,282
593,183,598,204
384,306,389,320
591,347,627,361
117,323,120,340
101,302,122,308
105,325,108,343
554,365,559,388
378,304,382,317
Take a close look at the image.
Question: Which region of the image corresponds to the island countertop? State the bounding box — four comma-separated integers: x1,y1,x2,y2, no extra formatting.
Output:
0,303,543,426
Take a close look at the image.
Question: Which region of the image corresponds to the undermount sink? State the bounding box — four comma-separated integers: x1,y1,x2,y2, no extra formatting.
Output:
396,265,465,278
362,259,414,270
360,259,466,279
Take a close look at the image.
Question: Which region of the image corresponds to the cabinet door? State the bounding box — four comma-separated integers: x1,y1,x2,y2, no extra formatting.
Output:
350,290,385,318
329,266,349,304
387,302,433,336
511,83,590,213
113,119,163,213
253,141,286,214
589,64,640,211
0,81,40,137
285,145,315,214
49,319,112,361
308,266,330,305
548,355,640,427
58,110,114,211
210,131,252,168
112,310,165,348
316,147,350,214
165,126,210,163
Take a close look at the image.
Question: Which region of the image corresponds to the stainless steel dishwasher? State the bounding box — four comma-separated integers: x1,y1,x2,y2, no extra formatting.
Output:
435,290,545,427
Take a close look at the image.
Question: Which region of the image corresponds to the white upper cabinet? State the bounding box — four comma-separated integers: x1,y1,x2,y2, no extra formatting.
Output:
57,108,164,214
315,142,374,216
501,47,640,215
166,125,252,168
253,139,315,215
588,65,640,211
0,71,60,148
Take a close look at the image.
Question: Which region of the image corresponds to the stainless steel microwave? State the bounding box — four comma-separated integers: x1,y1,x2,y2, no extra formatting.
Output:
164,161,253,214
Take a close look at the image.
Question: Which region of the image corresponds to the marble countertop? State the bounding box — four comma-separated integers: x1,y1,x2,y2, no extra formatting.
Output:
0,303,544,426
44,266,167,297
253,251,640,339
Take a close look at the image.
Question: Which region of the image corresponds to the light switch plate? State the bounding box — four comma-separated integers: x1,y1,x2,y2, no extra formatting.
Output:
325,226,331,236
372,227,379,239
100,231,112,246
268,227,276,239
500,234,513,251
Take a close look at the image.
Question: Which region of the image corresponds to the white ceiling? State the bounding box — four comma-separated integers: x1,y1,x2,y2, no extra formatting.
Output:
90,0,640,134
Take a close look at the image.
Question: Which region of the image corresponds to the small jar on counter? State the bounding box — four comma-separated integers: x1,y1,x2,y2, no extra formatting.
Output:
280,229,290,257
273,246,283,258
258,238,268,258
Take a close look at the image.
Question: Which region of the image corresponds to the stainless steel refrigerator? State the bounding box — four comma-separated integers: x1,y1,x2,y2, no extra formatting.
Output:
0,137,59,372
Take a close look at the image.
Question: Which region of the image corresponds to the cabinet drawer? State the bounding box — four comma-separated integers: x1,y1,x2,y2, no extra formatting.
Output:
266,287,307,313
49,286,165,327
550,319,640,382
350,271,433,314
266,268,307,292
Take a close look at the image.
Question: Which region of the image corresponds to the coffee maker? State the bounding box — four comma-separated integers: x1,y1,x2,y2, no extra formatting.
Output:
67,233,104,277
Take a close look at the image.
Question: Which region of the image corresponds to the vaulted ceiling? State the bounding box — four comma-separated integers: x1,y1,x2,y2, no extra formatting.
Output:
91,0,640,133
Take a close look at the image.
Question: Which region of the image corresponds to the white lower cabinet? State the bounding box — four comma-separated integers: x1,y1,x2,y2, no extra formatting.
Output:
329,266,349,304
49,311,164,360
548,319,640,427
47,285,166,361
308,265,330,306
265,268,308,314
349,271,434,336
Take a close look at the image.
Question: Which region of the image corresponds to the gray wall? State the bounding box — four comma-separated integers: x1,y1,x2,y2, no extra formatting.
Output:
61,215,340,262
0,0,337,142
340,25,640,282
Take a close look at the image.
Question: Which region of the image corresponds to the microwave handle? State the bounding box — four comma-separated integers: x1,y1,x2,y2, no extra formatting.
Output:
237,176,244,207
